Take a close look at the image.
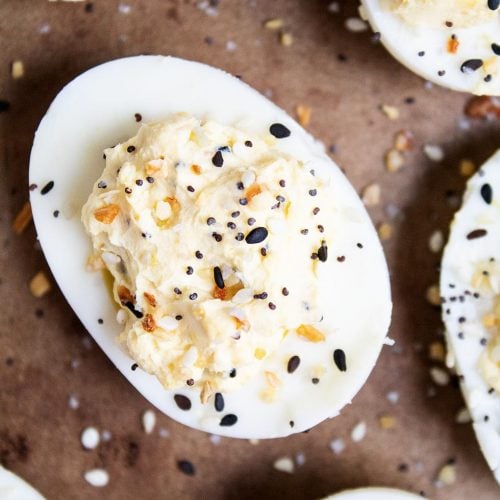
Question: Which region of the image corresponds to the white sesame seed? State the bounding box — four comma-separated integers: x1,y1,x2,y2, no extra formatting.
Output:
159,427,170,438
157,316,178,331
68,394,80,410
249,438,260,445
386,391,400,404
101,430,112,442
295,452,306,466
429,230,444,253
226,40,237,51
209,434,222,445
329,438,345,454
116,309,127,325
273,456,294,474
345,17,368,32
351,421,367,442
455,407,472,424
84,469,109,487
117,3,131,14
424,144,445,162
81,427,100,450
327,1,340,13
102,252,121,265
430,366,450,386
142,409,156,434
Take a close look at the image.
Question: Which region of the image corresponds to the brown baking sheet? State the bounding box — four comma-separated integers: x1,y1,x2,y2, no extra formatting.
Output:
1,0,499,499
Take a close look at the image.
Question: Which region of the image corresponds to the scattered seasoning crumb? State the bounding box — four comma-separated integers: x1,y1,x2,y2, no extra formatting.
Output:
429,230,444,253
81,427,100,450
351,421,367,442
381,104,399,120
12,202,32,235
385,149,405,172
84,469,109,488
29,271,51,298
264,18,284,30
362,183,381,207
11,60,24,79
273,457,294,474
296,105,311,127
455,407,471,424
458,159,476,177
394,130,414,151
430,366,450,386
426,284,441,306
436,462,457,486
428,341,446,362
142,409,156,434
329,438,345,455
177,460,196,476
280,32,293,46
378,415,396,429
424,144,445,162
378,222,393,241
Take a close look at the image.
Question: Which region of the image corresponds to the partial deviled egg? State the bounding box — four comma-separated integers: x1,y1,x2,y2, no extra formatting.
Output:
29,56,392,438
0,465,45,500
360,0,500,95
441,150,500,482
322,487,425,500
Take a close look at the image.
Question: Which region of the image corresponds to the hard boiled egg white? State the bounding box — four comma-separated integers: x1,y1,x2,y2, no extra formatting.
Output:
323,487,425,500
29,56,392,438
441,150,500,482
360,0,500,95
0,465,44,500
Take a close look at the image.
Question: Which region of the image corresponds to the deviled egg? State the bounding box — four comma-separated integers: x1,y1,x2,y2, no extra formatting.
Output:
360,0,500,95
29,56,392,438
441,150,500,482
0,465,44,500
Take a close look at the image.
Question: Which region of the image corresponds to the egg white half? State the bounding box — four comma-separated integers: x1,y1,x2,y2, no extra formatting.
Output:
29,56,392,438
0,466,44,500
441,150,500,482
323,487,425,500
360,0,500,95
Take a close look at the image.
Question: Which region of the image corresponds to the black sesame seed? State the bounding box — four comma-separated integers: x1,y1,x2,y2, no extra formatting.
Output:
189,293,198,300
337,256,346,262
247,217,256,226
313,207,320,215
218,146,230,153
177,460,196,476
41,181,54,195
195,250,203,259
245,227,268,244
125,187,132,194
492,43,500,56
231,211,240,218
186,266,194,275
97,318,103,324
146,176,154,183
186,378,194,386
282,287,289,296
269,123,291,139
268,302,276,310
127,145,136,153
276,195,285,203
220,414,238,426
134,113,142,122
174,394,192,410
438,70,446,77
187,185,195,192
260,248,267,256
212,150,224,167
227,222,236,229
236,182,244,190
466,229,487,240
131,363,138,371
214,392,225,412
279,179,286,188
98,180,107,189
445,21,453,27
212,232,223,242
214,266,225,289
53,210,59,218
175,315,183,321
312,377,320,384
207,217,216,225
318,242,328,262
480,338,487,346
0,100,11,112
488,0,499,10
235,232,244,241
287,355,300,373
300,229,309,235
124,301,143,319
418,51,425,57
239,198,248,206
309,189,317,197
480,184,493,204
333,349,347,371
484,74,493,83
289,421,295,428
136,179,143,186
317,224,324,233
174,287,182,295
311,253,318,260
229,368,237,378
461,59,483,74
245,140,253,147
253,292,268,300
29,184,38,191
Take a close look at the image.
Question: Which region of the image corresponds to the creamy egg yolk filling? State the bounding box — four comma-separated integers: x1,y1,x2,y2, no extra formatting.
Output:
82,113,332,396
387,0,497,28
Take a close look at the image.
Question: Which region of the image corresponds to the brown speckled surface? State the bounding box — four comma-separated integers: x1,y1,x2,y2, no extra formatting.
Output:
1,1,499,499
